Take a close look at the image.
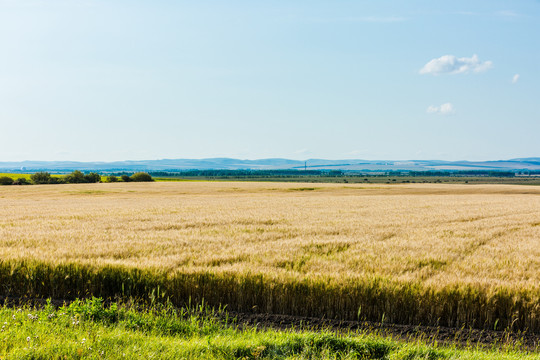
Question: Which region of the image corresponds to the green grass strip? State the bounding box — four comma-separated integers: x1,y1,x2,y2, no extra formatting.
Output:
1,298,539,359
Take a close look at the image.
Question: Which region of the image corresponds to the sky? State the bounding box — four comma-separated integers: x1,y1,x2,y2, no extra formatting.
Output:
0,0,539,162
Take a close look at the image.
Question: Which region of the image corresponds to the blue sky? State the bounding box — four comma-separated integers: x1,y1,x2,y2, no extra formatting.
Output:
0,0,538,161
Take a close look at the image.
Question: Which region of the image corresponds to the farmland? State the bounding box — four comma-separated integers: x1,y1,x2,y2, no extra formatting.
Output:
1,182,540,335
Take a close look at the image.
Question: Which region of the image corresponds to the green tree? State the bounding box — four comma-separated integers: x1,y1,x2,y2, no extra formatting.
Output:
130,172,154,182
84,172,101,183
30,172,52,184
0,176,13,185
13,178,30,185
106,175,118,183
48,176,64,184
120,175,131,182
64,170,87,183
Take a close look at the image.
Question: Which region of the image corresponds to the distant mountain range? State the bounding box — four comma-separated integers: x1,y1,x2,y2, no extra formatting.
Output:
1,158,540,172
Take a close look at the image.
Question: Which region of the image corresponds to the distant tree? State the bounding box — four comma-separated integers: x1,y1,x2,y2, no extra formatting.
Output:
64,170,87,184
130,172,154,182
0,176,13,185
48,176,64,184
106,175,118,183
30,172,52,184
84,172,101,183
120,175,131,182
13,178,30,185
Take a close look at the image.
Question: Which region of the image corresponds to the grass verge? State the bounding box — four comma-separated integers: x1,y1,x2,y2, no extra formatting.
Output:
1,298,538,359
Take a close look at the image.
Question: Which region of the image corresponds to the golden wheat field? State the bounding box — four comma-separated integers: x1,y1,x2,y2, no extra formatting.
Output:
1,181,540,290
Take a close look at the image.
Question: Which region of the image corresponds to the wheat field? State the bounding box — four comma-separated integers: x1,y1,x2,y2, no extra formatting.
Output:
1,182,540,330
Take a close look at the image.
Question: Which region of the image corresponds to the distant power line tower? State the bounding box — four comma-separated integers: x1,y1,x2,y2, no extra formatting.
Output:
304,161,307,171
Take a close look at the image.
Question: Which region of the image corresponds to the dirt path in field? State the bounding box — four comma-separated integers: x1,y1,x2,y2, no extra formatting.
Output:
222,311,540,351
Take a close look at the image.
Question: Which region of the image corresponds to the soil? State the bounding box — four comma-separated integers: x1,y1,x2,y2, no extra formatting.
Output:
221,311,540,351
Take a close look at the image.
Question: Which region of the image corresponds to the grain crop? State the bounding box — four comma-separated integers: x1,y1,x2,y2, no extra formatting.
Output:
1,182,540,331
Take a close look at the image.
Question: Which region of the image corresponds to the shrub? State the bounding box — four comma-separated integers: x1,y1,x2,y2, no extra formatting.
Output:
106,175,118,183
120,175,131,182
13,178,30,185
63,171,101,184
30,172,53,184
0,176,13,185
64,170,86,184
130,172,154,182
48,176,64,184
84,172,101,183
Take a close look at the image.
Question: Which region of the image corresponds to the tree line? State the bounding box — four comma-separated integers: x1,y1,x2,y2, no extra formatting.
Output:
147,169,338,177
146,169,521,178
0,171,153,185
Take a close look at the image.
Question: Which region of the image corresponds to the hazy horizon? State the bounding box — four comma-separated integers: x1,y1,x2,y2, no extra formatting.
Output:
2,155,539,164
2,155,540,164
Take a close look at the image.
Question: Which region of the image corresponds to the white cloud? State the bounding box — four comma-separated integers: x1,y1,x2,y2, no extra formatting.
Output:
420,54,493,75
497,10,521,18
427,103,455,115
512,74,520,84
